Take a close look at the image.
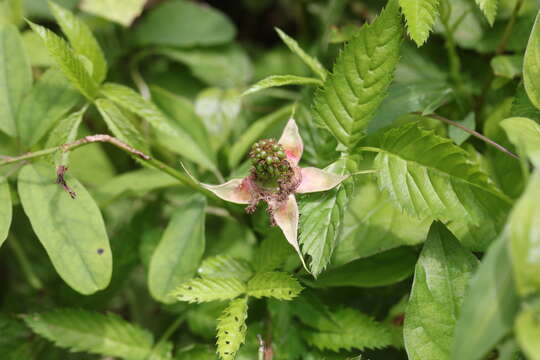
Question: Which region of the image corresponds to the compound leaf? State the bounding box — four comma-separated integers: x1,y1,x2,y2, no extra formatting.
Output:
172,278,246,303
247,272,303,300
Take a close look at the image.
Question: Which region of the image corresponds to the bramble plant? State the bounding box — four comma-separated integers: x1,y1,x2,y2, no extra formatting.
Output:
0,0,540,359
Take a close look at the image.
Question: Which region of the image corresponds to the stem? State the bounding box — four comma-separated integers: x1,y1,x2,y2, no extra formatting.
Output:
8,237,44,290
156,315,186,346
496,0,524,55
129,50,153,100
418,112,519,159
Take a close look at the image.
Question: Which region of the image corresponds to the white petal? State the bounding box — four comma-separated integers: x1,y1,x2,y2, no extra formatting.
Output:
202,178,252,204
296,167,348,193
272,194,308,271
278,118,303,166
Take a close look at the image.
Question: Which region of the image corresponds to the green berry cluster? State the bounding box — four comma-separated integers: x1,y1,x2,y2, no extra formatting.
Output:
248,139,292,190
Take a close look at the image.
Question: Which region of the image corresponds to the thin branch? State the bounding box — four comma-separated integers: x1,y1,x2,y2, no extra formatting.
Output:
416,112,519,159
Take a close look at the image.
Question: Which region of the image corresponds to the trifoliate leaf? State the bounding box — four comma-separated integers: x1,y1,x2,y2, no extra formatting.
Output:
172,278,246,303
216,298,248,360
247,272,303,300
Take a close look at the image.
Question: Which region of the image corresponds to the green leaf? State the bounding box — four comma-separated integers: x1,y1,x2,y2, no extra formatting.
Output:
227,104,293,168
17,68,81,147
314,247,417,288
101,83,217,171
28,21,99,100
45,106,86,167
18,162,112,294
148,197,206,303
0,177,11,248
95,98,150,155
448,112,476,146
243,75,323,96
195,87,241,150
491,55,523,79
274,28,327,80
253,231,294,273
216,298,248,360
24,309,154,359
134,0,235,47
399,0,440,46
373,122,511,235
301,307,393,352
515,304,540,360
0,24,32,137
173,278,246,303
452,234,520,360
512,82,540,123
49,1,107,84
246,271,303,300
313,0,402,149
79,0,146,27
501,117,540,168
524,10,540,111
404,222,478,360
198,255,253,282
507,171,540,296
475,0,499,26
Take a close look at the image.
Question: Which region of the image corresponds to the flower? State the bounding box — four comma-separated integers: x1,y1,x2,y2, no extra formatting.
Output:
196,118,347,269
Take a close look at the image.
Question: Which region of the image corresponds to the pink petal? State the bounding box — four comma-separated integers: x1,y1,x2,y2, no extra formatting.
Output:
201,178,252,204
296,167,348,194
272,194,308,271
278,118,303,166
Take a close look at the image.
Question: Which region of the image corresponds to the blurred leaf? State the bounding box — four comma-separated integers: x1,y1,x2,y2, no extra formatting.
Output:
507,171,540,296
501,116,540,167
433,0,486,50
515,303,540,360
24,309,154,359
228,104,292,168
173,278,246,303
134,0,235,47
28,21,99,100
452,234,519,360
524,10,540,110
159,45,252,88
0,177,11,248
17,68,81,147
175,344,216,360
149,196,206,303
400,0,441,46
21,30,54,66
80,0,145,27
267,299,306,359
448,112,475,145
49,1,107,83
101,83,217,171
23,0,78,19
95,98,150,155
247,271,303,300
274,28,327,80
198,255,253,282
243,75,322,96
216,298,248,360
475,0,499,25
314,247,417,288
0,24,32,137
45,106,86,167
404,222,478,360
186,302,227,340
18,162,112,294
253,231,294,273
0,314,34,359
512,82,540,123
195,87,241,149
491,54,523,79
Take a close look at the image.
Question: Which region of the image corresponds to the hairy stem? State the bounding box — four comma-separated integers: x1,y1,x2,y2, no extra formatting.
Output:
8,236,44,290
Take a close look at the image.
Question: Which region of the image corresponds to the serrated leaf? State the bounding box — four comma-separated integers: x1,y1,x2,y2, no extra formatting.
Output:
198,255,253,282
373,122,511,236
46,106,86,167
95,98,150,155
243,75,322,96
149,196,206,303
515,304,540,360
216,298,248,360
302,307,393,352
173,278,246,303
501,117,540,168
28,21,99,100
275,28,327,81
49,1,107,83
475,0,499,25
100,83,217,171
247,272,303,300
399,0,440,46
0,177,11,248
0,24,32,137
17,68,81,147
253,231,294,273
80,0,146,27
313,0,402,149
18,162,112,294
507,171,540,296
404,222,478,360
452,234,519,360
524,10,540,111
23,309,154,359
